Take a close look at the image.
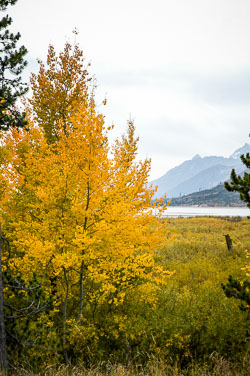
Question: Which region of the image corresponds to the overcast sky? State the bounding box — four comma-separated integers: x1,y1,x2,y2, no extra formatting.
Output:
7,0,250,179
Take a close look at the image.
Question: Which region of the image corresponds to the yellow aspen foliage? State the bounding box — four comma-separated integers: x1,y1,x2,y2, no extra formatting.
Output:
0,42,172,323
242,251,250,277
29,42,91,144
0,135,12,207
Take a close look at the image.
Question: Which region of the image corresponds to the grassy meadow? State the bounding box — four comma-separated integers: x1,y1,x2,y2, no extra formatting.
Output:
8,216,249,376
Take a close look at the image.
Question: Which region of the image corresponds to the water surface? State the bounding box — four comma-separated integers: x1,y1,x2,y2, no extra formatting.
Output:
162,206,249,218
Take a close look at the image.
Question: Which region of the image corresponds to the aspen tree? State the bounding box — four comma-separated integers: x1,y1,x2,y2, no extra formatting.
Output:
0,42,171,359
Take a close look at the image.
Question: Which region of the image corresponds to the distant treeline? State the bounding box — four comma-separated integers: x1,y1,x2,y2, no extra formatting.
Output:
153,183,246,207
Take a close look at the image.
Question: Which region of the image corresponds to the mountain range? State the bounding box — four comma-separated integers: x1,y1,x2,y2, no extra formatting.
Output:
151,143,250,199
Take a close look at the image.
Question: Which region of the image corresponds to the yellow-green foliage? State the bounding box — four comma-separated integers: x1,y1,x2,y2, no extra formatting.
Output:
160,216,249,283
2,216,250,371
61,217,250,367
149,217,250,362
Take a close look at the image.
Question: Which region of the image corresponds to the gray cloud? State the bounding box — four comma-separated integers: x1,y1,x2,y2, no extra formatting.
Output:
186,68,250,106
97,65,250,106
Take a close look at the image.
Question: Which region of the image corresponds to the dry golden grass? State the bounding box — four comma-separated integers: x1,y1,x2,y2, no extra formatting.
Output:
9,354,250,376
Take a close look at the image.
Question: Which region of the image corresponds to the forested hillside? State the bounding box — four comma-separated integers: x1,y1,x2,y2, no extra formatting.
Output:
169,183,246,207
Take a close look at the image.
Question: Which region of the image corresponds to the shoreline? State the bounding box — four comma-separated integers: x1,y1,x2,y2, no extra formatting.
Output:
157,206,249,218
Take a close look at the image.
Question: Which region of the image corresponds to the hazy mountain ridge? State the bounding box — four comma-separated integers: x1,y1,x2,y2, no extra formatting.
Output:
151,143,250,199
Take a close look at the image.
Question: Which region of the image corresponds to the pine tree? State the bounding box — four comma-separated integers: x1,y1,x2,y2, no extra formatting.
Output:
223,137,250,330
0,2,28,370
224,138,250,209
222,275,250,314
0,0,28,131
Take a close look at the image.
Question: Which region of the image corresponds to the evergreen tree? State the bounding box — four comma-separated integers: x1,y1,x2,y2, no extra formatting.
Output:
222,275,250,315
0,0,28,131
0,1,28,371
223,138,250,338
224,137,250,209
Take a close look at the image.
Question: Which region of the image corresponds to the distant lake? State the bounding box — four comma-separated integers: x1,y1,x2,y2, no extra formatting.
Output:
161,206,249,218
